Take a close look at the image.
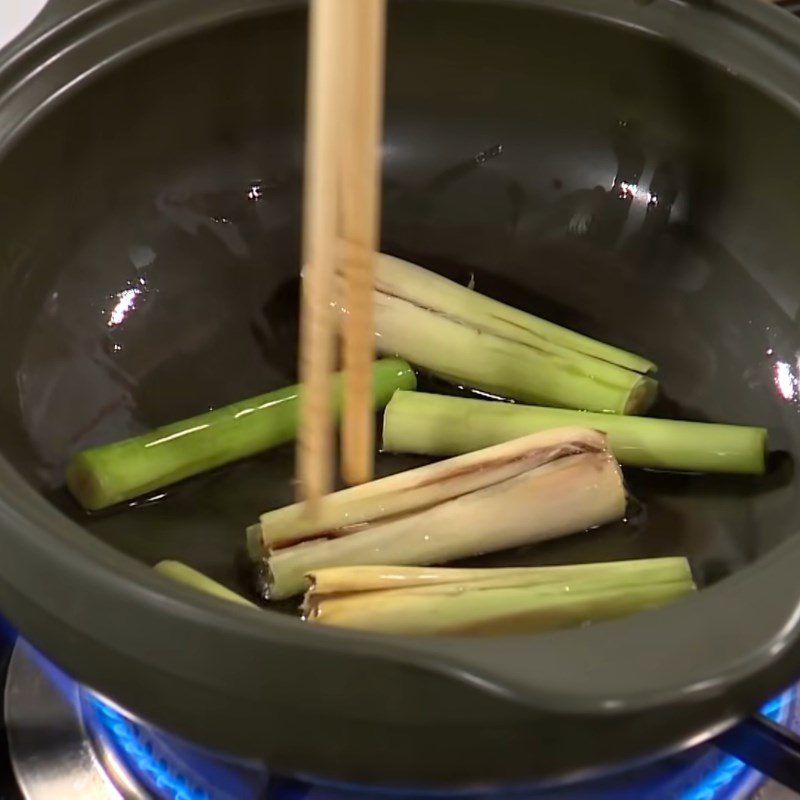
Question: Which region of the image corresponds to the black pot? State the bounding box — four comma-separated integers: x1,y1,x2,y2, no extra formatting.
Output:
1,0,800,790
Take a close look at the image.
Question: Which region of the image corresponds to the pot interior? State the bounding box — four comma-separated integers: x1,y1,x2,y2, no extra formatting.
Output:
0,1,798,614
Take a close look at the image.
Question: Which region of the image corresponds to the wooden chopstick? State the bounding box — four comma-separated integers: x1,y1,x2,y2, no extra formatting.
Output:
297,0,345,505
297,0,387,505
339,0,387,486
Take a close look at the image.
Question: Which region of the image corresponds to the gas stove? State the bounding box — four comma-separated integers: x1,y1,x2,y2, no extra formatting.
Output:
1,622,800,800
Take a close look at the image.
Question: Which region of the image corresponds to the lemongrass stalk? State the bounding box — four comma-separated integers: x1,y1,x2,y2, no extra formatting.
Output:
304,559,693,595
375,254,656,374
383,391,768,475
66,358,416,511
372,292,657,414
155,561,256,608
309,581,691,636
361,254,657,414
303,558,695,635
259,428,625,599
258,426,609,550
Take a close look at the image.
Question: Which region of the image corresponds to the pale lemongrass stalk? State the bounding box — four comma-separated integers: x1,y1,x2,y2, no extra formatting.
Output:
303,559,693,595
372,291,657,414
375,254,656,374
155,561,256,608
357,253,658,414
383,391,768,475
258,426,608,550
260,429,625,600
303,558,695,635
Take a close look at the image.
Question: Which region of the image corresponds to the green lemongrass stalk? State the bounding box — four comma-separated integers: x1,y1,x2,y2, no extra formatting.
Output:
155,561,256,608
257,428,626,599
66,358,416,511
382,391,768,475
363,254,657,414
303,558,696,636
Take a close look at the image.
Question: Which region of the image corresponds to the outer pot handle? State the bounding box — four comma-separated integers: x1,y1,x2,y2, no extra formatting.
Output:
425,538,800,713
369,535,800,780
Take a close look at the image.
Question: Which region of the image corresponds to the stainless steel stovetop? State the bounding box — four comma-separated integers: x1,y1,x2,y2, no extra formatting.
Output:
4,637,800,800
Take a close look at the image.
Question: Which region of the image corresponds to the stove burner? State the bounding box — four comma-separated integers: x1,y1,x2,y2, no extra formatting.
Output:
4,640,798,800
83,696,269,800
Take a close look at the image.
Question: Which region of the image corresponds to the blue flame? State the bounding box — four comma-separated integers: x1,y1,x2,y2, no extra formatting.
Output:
677,691,792,800
90,700,210,800
88,690,795,800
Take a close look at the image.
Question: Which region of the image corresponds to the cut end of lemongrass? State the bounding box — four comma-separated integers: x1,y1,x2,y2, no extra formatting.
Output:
753,427,769,473
65,455,111,512
155,561,256,608
259,426,626,599
624,375,659,415
303,558,695,636
246,524,264,562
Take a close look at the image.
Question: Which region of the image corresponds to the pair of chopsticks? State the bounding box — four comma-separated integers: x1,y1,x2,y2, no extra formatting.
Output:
297,0,387,506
